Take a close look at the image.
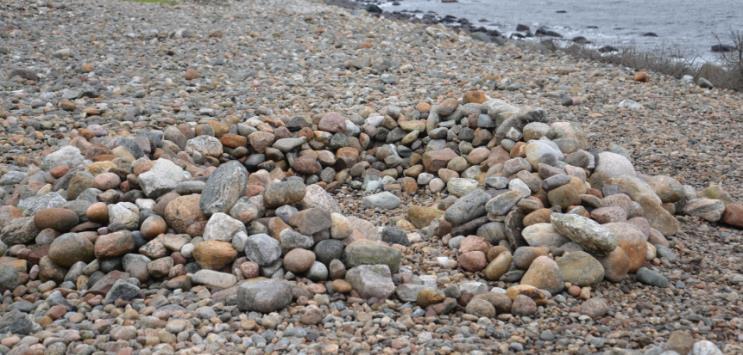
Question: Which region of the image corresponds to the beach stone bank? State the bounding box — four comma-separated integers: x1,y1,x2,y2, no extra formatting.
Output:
0,90,737,354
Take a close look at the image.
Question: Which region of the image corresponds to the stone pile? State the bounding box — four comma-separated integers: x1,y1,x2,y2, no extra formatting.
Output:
1,91,741,319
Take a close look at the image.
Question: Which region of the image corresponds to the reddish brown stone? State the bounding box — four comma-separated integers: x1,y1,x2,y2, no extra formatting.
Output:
94,231,135,258
335,147,360,168
248,131,275,153
422,148,458,173
722,203,743,228
34,208,79,232
463,90,487,104
292,156,322,175
458,251,487,272
184,68,200,80
220,134,248,148
318,112,347,133
164,194,207,237
192,240,237,270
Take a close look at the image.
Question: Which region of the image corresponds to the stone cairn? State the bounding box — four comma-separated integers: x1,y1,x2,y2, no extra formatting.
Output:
1,91,741,319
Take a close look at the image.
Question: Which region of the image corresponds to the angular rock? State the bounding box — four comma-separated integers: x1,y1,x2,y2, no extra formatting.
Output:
346,264,396,299
185,136,223,157
344,240,402,272
522,223,568,247
684,198,725,222
280,228,314,252
0,265,19,291
203,212,247,241
302,184,341,213
108,202,140,231
550,213,617,255
486,190,525,216
407,205,443,229
447,178,479,197
103,279,141,304
289,207,331,235
200,161,248,215
444,189,489,226
122,254,150,283
547,177,587,209
138,158,188,198
524,139,564,168
244,234,282,266
18,192,67,214
42,145,85,170
0,309,33,335
0,217,38,246
263,179,306,208
422,148,458,172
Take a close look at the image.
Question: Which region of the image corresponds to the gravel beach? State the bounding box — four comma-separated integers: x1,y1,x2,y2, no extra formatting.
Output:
0,0,741,354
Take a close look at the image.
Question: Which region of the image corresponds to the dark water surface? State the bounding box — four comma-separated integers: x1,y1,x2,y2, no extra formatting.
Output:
376,0,742,62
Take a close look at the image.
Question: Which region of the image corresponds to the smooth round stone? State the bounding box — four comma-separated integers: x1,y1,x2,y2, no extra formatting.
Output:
556,251,605,286
520,256,563,294
48,233,95,267
307,261,328,281
283,249,316,274
313,239,344,265
512,246,550,270
92,172,121,191
34,208,79,232
465,298,495,318
483,251,512,281
428,178,445,193
140,215,167,239
511,294,537,316
458,251,487,272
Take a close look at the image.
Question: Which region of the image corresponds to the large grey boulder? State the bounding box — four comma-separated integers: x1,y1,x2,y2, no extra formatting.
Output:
200,161,248,215
237,280,293,313
345,264,395,299
444,189,489,226
551,213,617,255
